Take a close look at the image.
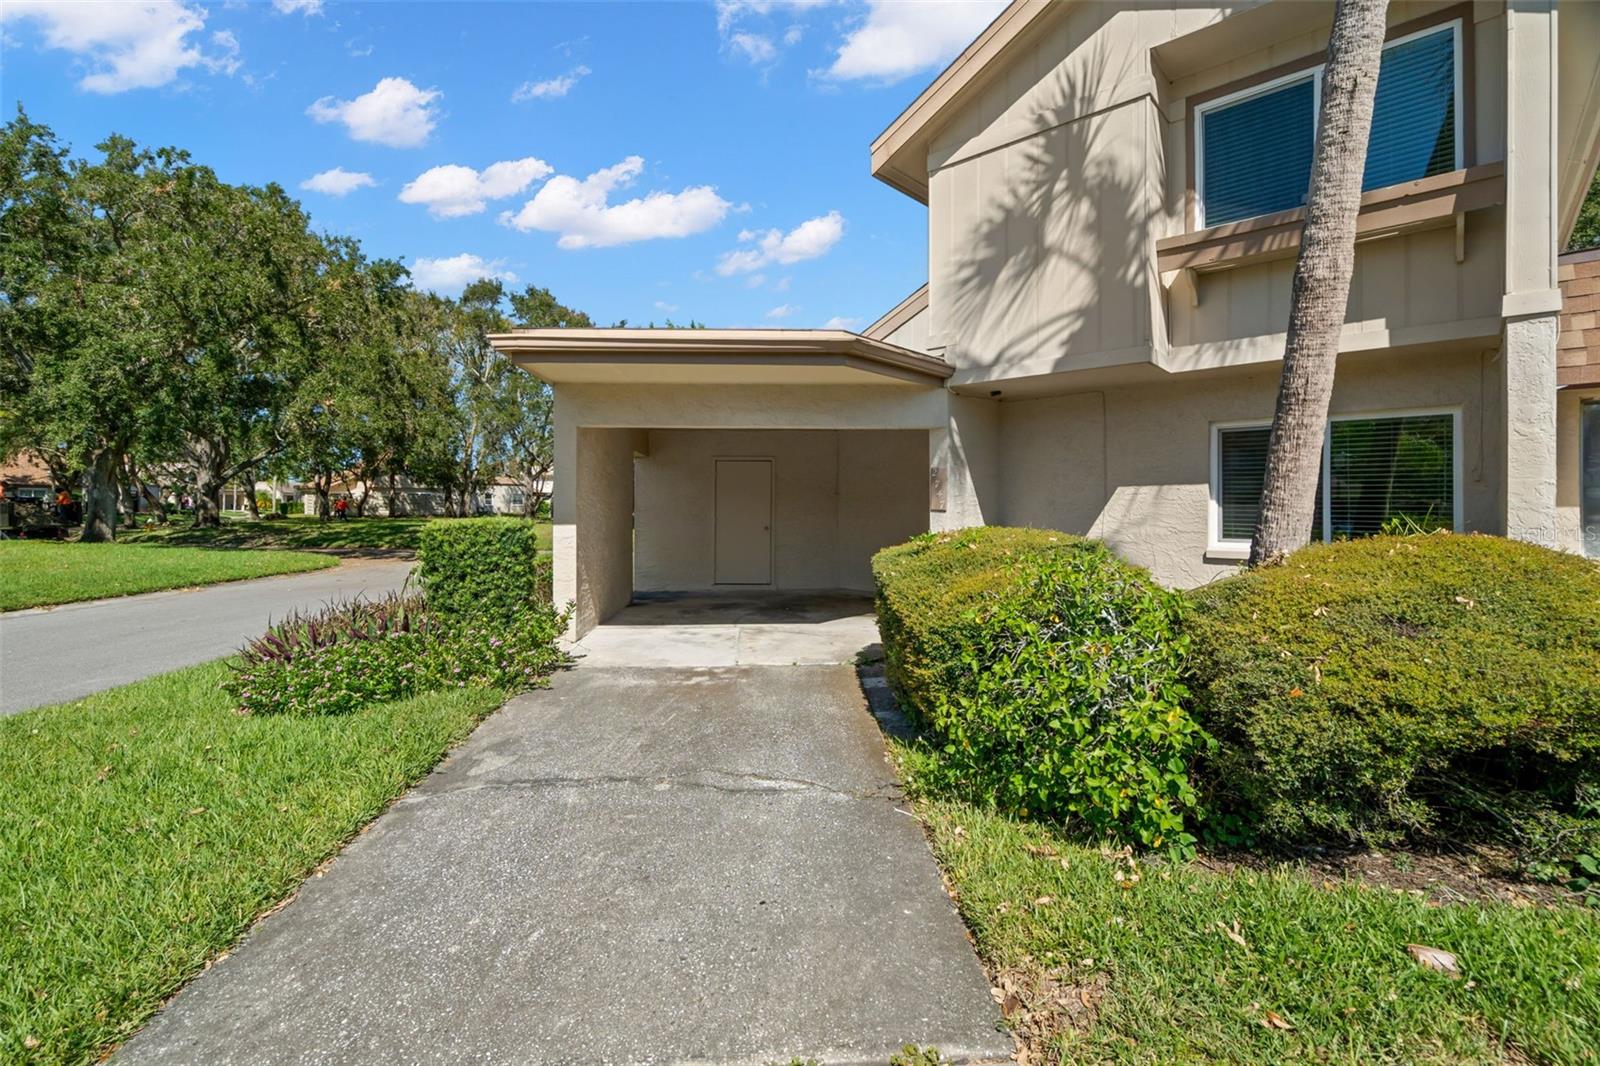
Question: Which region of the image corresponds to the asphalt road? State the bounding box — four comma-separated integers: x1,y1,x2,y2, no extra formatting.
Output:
0,559,415,716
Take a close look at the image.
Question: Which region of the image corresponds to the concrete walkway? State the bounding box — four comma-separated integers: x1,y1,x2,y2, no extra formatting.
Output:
569,590,881,668
114,661,1010,1064
0,558,415,715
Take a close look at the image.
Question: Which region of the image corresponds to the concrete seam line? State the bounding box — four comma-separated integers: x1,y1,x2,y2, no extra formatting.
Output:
398,769,904,803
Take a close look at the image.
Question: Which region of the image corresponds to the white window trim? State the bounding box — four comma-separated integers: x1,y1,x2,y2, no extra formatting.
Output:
1207,406,1464,557
1194,19,1463,230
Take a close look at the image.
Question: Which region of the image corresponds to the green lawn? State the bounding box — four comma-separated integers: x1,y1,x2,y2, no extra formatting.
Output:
0,541,336,612
892,746,1600,1065
0,661,506,1065
120,515,552,554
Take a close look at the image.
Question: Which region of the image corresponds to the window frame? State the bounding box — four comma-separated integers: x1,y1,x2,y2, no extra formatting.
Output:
1207,406,1464,558
1192,17,1465,230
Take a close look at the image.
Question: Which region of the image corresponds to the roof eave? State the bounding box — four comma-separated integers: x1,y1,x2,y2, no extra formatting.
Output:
868,0,1062,203
487,328,953,384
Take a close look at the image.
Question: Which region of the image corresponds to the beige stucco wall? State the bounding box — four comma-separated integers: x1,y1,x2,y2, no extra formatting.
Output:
554,382,947,432
558,427,646,636
1169,217,1507,354
925,1,1516,387
634,429,926,591
995,345,1502,587
930,394,1003,531
550,381,946,635
882,304,931,354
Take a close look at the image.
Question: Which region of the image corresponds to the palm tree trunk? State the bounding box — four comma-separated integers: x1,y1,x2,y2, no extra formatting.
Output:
1250,0,1391,565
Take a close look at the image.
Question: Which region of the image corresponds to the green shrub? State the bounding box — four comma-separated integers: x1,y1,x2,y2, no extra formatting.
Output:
228,592,567,716
417,517,549,621
873,528,1206,853
1186,533,1600,847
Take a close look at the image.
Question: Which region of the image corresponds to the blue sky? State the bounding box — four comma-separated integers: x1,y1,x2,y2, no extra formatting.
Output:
2,0,1005,329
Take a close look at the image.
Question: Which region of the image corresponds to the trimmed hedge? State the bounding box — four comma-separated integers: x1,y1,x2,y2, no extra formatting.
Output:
1186,534,1600,845
873,528,1206,853
417,517,549,622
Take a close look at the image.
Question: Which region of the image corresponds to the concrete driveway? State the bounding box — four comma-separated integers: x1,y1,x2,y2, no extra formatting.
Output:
114,655,1010,1064
0,558,414,715
569,590,881,667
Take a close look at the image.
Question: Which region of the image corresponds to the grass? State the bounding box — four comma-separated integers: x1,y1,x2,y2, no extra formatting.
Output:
892,745,1600,1065
119,515,552,554
0,541,336,612
0,660,506,1065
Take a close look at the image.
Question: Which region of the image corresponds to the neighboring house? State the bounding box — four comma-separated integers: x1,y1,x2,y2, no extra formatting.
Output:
482,475,553,516
299,475,447,517
1559,247,1600,557
490,0,1600,638
296,475,551,516
0,452,54,501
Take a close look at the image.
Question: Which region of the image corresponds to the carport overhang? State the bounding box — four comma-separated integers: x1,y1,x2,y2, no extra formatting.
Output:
487,328,954,388
488,330,952,641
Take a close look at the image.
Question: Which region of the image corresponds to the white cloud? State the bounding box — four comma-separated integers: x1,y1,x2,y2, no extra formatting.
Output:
716,211,844,275
271,0,323,15
208,29,240,76
654,300,679,313
766,304,797,319
822,315,861,330
399,158,552,219
728,32,775,64
307,77,440,148
512,65,590,102
409,254,516,295
824,0,1005,84
716,0,829,33
300,167,377,196
783,25,804,46
500,156,731,250
0,0,239,93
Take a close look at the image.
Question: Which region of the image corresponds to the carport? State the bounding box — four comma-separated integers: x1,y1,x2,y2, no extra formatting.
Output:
488,329,953,639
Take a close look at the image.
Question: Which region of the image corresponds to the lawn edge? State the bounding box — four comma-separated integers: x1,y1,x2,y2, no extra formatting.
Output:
0,551,342,615
95,679,514,1063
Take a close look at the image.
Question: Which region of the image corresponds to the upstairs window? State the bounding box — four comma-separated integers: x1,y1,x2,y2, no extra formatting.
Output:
1211,410,1459,552
1196,21,1462,228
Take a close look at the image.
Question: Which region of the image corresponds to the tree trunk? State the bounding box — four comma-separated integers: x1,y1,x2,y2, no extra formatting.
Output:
314,471,331,521
190,437,228,529
243,466,262,520
80,449,120,543
385,471,403,518
354,480,370,517
1250,0,1391,565
521,462,550,518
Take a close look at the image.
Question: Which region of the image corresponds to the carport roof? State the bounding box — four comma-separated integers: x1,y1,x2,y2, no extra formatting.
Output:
488,328,953,387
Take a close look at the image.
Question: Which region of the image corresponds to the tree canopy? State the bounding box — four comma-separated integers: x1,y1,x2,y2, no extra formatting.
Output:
1,110,588,536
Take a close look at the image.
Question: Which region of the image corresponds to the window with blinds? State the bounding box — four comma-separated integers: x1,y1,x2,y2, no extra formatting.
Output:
1213,412,1456,548
1198,77,1317,229
1328,413,1454,536
1196,22,1461,227
1216,425,1323,543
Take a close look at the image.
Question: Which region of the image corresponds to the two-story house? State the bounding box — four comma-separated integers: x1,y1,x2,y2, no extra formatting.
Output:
491,0,1600,638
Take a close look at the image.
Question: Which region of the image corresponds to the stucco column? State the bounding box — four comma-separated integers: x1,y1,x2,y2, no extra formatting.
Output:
550,390,580,637
1498,314,1559,544
928,394,1001,532
1497,0,1561,545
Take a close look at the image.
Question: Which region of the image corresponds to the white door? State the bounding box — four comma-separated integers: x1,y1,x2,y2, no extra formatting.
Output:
714,459,772,584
